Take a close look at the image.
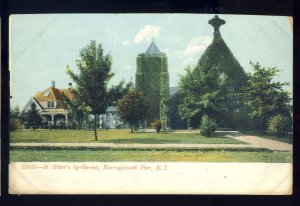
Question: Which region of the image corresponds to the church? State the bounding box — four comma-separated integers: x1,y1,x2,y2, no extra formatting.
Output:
135,40,170,126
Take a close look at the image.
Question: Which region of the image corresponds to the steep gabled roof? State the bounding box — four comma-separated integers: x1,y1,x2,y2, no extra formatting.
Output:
145,40,160,56
195,15,246,88
34,87,74,102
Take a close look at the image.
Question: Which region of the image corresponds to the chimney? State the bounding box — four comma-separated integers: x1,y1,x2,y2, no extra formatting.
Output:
51,80,55,88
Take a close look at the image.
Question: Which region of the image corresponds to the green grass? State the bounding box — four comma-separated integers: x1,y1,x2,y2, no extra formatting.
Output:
10,148,292,162
10,129,245,144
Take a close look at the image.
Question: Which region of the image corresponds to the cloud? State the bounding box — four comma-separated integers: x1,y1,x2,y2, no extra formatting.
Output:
180,36,213,58
122,41,131,46
178,35,213,66
134,25,161,45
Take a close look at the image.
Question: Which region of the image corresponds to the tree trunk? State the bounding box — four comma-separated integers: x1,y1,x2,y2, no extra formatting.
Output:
131,126,134,133
94,113,98,141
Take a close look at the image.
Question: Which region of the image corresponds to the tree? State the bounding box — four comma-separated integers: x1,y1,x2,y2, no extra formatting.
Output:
178,65,229,128
107,80,134,107
166,92,187,130
67,40,114,140
26,103,42,130
63,94,87,129
239,62,291,134
268,114,291,136
10,105,20,118
160,99,168,131
117,90,147,133
10,105,23,130
200,115,216,137
151,119,162,133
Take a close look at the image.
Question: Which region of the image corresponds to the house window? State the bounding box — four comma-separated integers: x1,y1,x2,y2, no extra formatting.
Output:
48,101,55,108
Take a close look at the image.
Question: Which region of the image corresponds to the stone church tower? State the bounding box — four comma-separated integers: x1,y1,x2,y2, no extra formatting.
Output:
135,40,169,126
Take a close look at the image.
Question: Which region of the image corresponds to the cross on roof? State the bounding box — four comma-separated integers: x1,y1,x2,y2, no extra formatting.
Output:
208,15,226,32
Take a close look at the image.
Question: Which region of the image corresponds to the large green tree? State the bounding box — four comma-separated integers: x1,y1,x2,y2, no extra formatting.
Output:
67,40,114,140
239,62,291,134
117,90,147,133
178,65,229,128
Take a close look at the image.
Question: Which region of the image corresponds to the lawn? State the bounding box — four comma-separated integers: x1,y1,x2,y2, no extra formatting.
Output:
10,129,245,144
10,148,292,162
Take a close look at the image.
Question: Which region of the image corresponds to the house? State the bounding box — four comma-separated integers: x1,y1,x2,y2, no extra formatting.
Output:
20,80,127,129
20,81,74,126
99,106,125,129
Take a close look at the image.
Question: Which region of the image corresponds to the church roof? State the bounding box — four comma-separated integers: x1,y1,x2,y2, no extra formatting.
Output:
195,15,246,88
145,40,160,56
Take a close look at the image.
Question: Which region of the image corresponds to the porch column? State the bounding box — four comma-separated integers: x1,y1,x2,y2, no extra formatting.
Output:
65,114,68,125
51,115,54,125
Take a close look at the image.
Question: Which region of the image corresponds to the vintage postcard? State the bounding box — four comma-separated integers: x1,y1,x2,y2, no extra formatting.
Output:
9,14,293,194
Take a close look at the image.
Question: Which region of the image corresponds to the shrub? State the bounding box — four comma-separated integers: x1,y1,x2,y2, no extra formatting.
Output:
151,119,162,133
10,118,23,131
115,124,123,129
200,115,216,137
268,114,291,136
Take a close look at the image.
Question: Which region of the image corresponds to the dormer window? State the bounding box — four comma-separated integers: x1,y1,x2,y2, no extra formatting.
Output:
48,101,55,108
43,90,51,97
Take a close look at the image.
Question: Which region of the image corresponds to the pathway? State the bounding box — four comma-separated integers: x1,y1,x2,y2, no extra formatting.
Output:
230,135,292,151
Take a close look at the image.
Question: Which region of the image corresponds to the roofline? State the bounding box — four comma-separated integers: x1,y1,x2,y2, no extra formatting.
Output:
19,97,43,117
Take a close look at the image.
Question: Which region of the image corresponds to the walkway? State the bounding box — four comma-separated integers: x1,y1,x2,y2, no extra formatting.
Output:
10,133,292,151
230,135,292,151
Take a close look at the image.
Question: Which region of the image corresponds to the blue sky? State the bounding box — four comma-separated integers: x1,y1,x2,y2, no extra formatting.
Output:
10,14,293,109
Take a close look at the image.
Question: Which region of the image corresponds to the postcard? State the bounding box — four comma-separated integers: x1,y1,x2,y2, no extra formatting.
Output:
9,14,293,194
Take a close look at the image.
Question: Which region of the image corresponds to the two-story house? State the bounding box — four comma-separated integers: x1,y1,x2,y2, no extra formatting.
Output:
20,81,74,126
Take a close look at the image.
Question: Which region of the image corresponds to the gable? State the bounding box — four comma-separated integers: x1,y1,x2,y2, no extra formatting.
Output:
19,97,43,117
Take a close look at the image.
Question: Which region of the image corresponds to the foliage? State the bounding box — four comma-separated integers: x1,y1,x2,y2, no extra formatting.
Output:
160,100,168,131
166,92,187,130
108,80,134,107
63,93,87,130
178,30,247,128
136,53,169,125
117,90,147,133
268,114,291,136
10,118,23,131
200,115,216,137
67,40,114,140
25,103,42,130
10,105,20,118
151,119,162,133
10,105,23,130
239,62,291,134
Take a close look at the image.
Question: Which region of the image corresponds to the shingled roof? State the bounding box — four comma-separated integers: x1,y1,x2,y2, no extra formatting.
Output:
34,86,74,110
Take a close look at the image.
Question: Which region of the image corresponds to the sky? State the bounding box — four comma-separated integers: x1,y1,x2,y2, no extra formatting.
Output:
10,14,293,109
